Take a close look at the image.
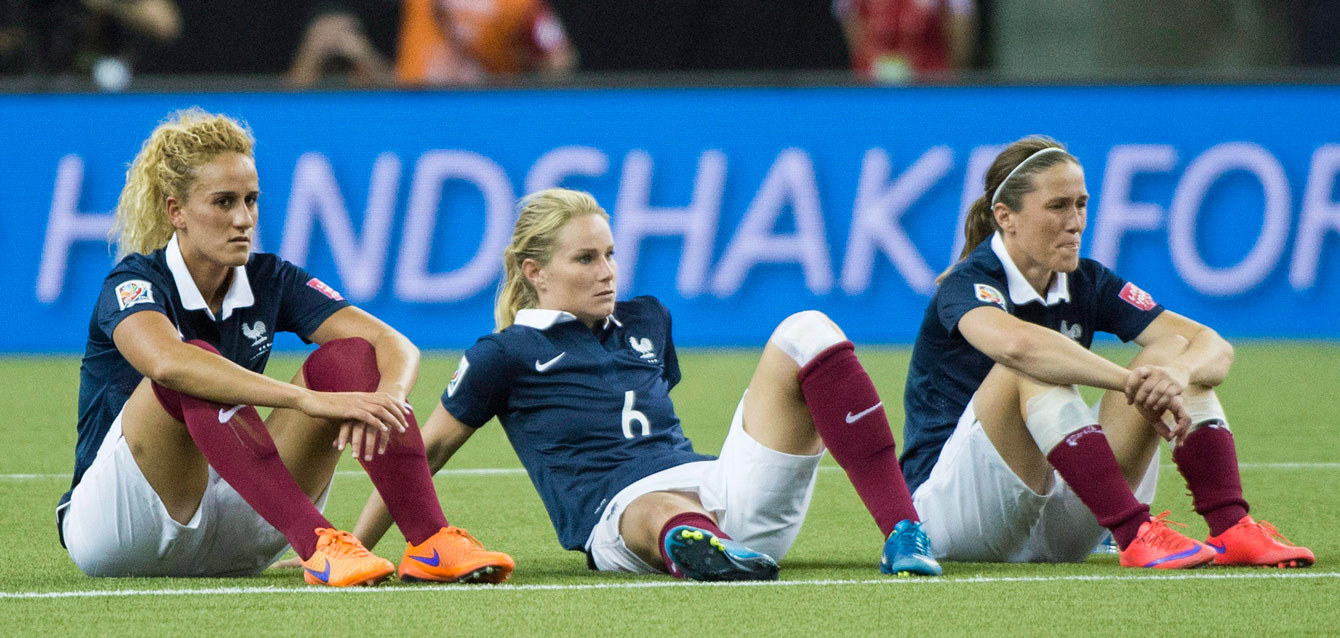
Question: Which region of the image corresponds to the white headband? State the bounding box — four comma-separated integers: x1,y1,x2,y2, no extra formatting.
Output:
990,147,1066,206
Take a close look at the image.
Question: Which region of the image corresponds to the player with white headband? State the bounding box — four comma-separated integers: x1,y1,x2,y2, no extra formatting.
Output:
899,135,1314,568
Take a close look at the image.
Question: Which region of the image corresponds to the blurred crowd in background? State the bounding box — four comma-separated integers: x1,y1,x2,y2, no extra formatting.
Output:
1,0,1338,90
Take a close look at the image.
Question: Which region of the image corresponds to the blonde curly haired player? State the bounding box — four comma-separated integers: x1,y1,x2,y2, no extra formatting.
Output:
59,108,513,586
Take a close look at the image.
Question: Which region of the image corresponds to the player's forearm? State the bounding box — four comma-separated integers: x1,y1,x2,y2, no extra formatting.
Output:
1002,325,1129,391
371,330,420,402
1172,327,1234,388
151,345,308,409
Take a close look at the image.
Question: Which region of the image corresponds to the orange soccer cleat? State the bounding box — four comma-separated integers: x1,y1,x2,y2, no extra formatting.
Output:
397,526,515,583
1119,511,1217,569
1205,516,1315,568
302,528,396,587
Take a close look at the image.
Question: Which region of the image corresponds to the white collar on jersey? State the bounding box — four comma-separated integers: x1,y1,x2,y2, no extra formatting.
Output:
989,232,1071,307
165,234,255,321
513,308,622,330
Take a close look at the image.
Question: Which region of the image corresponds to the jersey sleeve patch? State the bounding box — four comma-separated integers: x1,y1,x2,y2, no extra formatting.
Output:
446,355,470,398
115,279,155,310
1118,282,1156,311
305,277,344,301
973,283,1006,308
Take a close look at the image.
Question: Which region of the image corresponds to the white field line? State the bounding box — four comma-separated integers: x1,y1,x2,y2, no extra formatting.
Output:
3,570,1338,601
3,462,1338,481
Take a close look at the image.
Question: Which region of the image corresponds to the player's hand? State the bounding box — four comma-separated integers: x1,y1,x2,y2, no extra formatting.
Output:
1130,390,1193,442
298,389,410,432
1125,364,1189,415
298,389,409,460
336,421,392,461
1166,395,1193,445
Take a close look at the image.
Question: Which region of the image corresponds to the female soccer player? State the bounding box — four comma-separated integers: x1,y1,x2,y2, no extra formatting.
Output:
349,187,939,580
57,109,514,586
900,135,1314,568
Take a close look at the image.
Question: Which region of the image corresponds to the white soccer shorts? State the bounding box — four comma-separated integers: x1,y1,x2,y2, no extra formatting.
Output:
62,410,330,577
586,394,825,573
912,397,1159,563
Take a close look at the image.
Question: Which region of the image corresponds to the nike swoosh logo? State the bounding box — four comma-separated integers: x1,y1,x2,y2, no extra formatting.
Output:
535,353,566,372
1206,540,1227,554
408,549,441,567
1143,544,1205,568
305,559,331,583
217,404,245,423
845,402,883,423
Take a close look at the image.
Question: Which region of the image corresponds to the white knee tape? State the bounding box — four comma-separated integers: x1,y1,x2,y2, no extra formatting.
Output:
770,310,845,368
1023,385,1095,455
1184,391,1228,429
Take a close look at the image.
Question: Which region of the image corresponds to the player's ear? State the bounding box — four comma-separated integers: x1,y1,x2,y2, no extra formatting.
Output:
522,258,545,290
992,201,1014,234
166,196,187,230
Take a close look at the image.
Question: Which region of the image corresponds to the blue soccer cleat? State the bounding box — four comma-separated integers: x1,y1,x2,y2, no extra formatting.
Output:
662,525,779,581
880,519,942,576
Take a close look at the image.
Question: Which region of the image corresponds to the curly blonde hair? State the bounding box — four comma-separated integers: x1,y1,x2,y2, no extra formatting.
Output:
495,188,608,330
110,108,255,257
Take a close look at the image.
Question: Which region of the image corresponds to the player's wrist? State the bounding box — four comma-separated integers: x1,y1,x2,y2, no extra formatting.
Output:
290,386,318,413
375,381,409,404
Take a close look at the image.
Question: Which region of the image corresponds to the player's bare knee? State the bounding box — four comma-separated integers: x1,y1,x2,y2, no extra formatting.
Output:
769,310,848,368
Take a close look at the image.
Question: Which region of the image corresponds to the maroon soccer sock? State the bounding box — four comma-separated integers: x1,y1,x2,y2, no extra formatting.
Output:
1045,425,1151,550
152,341,330,560
658,512,731,577
1171,420,1249,536
301,337,449,545
798,342,919,537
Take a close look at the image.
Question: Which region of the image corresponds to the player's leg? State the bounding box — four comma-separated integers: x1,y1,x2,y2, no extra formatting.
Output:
617,490,777,581
114,340,393,585
1100,337,1314,567
1096,335,1185,488
152,340,395,585
744,310,938,575
270,337,512,583
117,379,210,525
973,364,1213,568
62,381,212,576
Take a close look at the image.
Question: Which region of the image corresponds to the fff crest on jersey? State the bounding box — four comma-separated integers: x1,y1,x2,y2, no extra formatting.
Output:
973,283,1006,308
241,321,267,346
628,336,657,362
114,279,154,311
1060,320,1083,341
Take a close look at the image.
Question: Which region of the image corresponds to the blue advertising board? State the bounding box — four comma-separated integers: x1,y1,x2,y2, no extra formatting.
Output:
2,86,1339,351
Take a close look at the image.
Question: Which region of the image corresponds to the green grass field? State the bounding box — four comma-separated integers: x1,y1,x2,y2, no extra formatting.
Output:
3,345,1338,636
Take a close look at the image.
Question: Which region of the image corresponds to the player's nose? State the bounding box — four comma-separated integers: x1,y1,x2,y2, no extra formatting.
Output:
596,256,615,281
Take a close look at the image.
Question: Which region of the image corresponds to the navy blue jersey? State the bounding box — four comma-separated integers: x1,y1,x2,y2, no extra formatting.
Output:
58,236,349,528
441,295,713,552
901,233,1164,493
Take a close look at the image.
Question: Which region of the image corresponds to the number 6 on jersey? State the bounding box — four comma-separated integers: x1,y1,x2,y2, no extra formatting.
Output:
622,390,650,438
